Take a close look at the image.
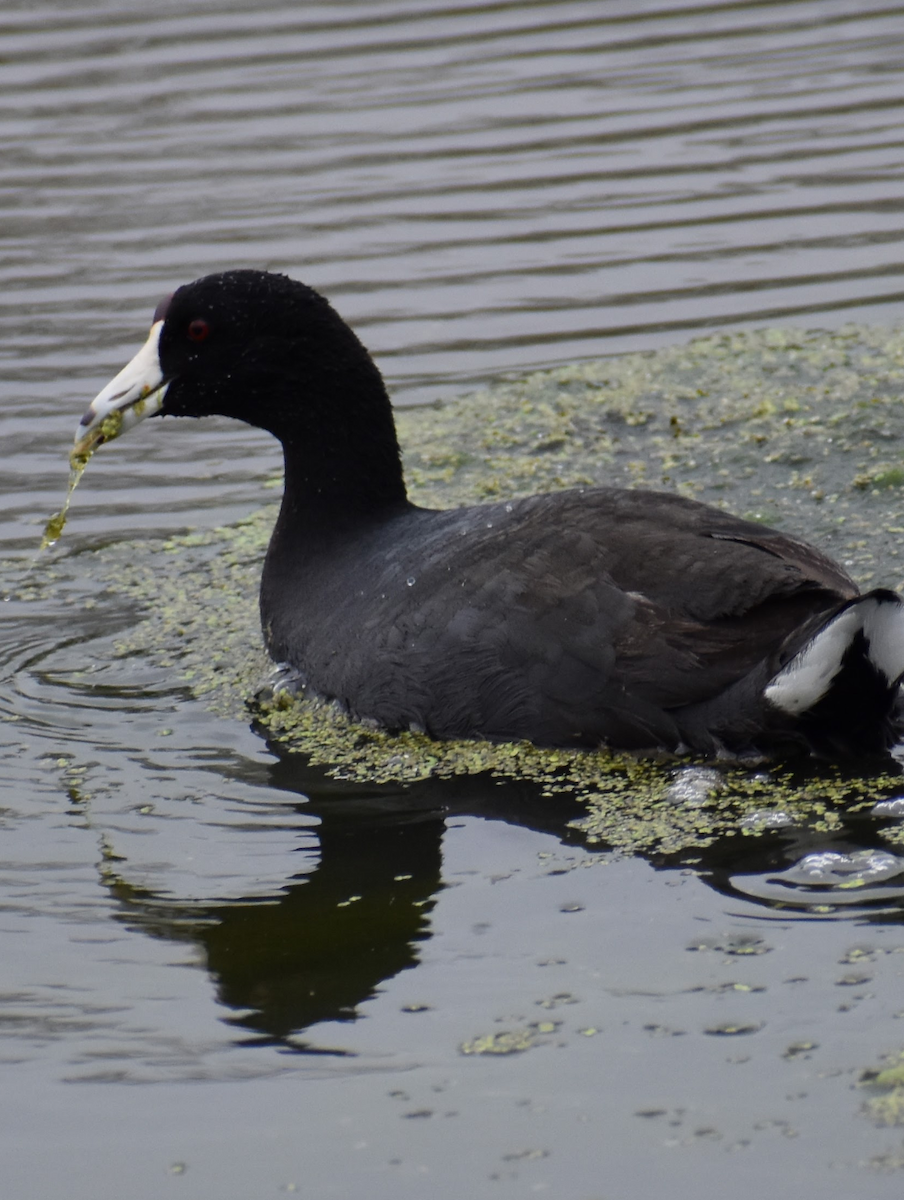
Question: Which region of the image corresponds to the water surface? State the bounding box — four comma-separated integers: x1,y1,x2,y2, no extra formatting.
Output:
4,2,904,1196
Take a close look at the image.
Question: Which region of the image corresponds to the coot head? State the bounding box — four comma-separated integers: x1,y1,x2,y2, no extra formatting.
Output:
76,269,407,511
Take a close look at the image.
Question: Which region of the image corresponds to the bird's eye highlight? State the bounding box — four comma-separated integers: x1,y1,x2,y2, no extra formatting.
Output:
188,319,210,342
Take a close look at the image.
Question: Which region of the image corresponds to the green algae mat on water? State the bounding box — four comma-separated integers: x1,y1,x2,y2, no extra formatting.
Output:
78,325,904,860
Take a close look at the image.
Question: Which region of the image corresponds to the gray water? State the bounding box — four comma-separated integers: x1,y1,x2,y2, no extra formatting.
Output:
5,2,904,1196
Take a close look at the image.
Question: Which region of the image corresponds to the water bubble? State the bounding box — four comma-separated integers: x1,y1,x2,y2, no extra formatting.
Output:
729,848,904,909
739,809,795,830
872,797,904,818
788,850,904,886
666,767,722,806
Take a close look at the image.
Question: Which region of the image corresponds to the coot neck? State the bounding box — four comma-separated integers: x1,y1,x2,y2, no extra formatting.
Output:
268,377,412,546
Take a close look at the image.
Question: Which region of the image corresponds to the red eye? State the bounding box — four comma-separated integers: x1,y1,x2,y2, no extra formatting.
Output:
188,318,210,342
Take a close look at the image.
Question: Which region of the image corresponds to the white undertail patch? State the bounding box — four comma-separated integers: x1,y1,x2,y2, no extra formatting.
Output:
765,594,904,716
765,605,862,716
863,595,904,684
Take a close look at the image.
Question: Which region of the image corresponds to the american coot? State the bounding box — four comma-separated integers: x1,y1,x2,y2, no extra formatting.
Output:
75,270,904,757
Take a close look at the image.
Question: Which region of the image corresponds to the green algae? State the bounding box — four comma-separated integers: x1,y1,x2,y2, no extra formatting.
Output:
862,1051,904,1127
41,409,126,550
85,324,904,858
459,1027,551,1056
